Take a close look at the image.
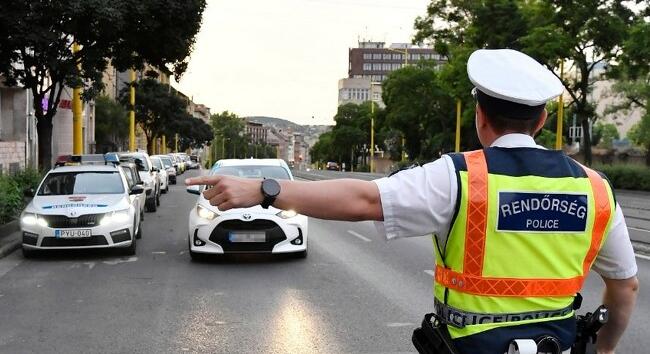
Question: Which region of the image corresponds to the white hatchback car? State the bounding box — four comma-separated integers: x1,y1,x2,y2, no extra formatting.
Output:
186,159,308,260
21,160,145,257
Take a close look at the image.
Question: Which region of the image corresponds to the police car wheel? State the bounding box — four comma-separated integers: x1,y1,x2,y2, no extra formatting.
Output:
22,247,37,259
146,198,157,212
124,236,136,256
156,193,160,206
135,220,143,239
162,187,168,194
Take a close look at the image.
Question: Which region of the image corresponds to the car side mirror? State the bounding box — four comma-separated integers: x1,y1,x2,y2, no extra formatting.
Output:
152,167,160,173
186,185,201,195
23,188,35,197
130,185,145,195
136,181,144,185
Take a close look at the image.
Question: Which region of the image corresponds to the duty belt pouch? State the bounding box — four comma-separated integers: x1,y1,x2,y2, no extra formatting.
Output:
412,313,461,354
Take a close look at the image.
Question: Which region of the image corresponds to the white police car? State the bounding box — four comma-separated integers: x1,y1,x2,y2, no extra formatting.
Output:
21,156,145,257
186,159,308,260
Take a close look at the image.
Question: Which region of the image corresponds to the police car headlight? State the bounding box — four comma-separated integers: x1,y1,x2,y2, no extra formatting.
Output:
21,213,48,228
277,210,297,219
196,205,217,220
101,209,130,225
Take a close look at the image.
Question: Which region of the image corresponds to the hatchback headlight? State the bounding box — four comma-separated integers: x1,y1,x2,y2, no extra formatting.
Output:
21,213,48,227
277,210,297,219
101,209,131,226
196,205,217,220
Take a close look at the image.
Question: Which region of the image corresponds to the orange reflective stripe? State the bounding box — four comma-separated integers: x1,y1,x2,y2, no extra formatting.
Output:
463,150,489,276
435,265,582,297
581,166,612,276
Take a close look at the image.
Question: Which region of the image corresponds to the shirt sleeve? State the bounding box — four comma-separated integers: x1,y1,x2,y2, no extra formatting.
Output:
373,156,457,240
591,204,638,279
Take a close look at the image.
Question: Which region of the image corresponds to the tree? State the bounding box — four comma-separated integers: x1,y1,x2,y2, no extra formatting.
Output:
172,117,214,152
592,122,620,149
119,78,188,153
210,111,248,159
518,1,637,165
382,62,457,160
627,114,650,166
310,131,335,166
0,0,206,168
95,96,128,152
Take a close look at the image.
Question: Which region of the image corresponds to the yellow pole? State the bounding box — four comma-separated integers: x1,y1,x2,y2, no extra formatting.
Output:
370,101,375,173
404,48,409,65
129,69,136,152
555,61,565,150
162,135,167,154
175,133,179,153
401,136,406,162
455,99,462,152
72,43,83,154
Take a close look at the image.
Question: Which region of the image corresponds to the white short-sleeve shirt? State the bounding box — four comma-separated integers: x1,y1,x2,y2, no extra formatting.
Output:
373,133,638,280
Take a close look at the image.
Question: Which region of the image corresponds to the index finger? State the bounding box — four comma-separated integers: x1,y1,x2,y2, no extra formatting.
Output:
185,175,221,186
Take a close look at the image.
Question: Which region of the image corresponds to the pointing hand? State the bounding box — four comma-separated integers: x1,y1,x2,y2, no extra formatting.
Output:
185,175,263,211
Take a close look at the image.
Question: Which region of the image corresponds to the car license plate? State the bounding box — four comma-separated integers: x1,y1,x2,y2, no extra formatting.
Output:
229,231,266,243
55,229,92,238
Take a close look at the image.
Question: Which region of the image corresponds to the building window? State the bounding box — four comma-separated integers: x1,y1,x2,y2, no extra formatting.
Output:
423,53,431,60
392,63,401,70
363,53,372,60
372,75,382,82
373,92,381,101
372,63,382,71
363,63,372,71
412,53,421,61
382,63,391,71
392,53,402,60
383,53,391,60
372,53,382,60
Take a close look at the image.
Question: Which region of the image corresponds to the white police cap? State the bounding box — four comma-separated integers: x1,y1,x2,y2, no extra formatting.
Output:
468,49,564,107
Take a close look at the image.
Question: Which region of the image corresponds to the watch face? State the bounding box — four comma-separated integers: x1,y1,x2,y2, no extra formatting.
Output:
262,179,281,197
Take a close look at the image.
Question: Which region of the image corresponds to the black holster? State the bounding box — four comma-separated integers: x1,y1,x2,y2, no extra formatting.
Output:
412,313,461,354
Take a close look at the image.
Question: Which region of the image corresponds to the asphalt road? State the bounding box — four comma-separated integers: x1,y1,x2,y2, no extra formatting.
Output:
0,169,647,353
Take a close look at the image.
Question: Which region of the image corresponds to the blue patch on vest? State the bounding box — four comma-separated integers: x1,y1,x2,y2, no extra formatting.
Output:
497,192,588,232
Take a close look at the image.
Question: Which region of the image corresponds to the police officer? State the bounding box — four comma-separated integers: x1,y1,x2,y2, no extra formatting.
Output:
186,49,638,354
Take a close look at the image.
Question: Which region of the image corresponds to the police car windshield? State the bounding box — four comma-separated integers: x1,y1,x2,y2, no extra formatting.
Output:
37,172,125,195
212,166,290,180
160,157,173,168
152,158,163,169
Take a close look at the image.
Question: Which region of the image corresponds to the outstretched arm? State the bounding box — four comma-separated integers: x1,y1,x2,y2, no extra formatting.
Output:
185,175,384,221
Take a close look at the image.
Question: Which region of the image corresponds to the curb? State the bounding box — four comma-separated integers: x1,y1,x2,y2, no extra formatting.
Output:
0,235,20,259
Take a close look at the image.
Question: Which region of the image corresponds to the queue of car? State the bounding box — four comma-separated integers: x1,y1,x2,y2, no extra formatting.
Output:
20,153,309,261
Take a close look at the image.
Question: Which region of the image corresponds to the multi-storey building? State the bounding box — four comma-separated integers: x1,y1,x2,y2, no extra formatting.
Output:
246,121,268,144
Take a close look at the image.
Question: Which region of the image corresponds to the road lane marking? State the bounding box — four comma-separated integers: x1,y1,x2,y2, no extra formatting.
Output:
152,251,167,255
636,253,650,261
629,227,650,233
347,230,371,242
102,256,138,265
387,322,415,327
424,270,435,277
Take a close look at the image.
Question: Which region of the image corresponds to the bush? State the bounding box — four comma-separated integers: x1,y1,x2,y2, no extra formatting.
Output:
596,164,650,191
0,169,43,225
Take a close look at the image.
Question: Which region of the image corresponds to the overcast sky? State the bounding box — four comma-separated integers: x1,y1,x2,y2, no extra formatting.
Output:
171,0,431,126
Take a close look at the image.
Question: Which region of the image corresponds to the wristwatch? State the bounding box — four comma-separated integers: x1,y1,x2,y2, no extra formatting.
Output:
260,179,281,209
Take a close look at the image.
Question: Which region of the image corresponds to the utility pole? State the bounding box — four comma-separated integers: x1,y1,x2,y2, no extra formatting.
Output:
556,61,565,150
175,133,179,153
72,42,83,155
162,135,167,154
455,99,462,152
370,100,375,173
129,69,136,151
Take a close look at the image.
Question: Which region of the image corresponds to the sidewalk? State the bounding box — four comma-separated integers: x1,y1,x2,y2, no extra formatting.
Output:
0,221,21,259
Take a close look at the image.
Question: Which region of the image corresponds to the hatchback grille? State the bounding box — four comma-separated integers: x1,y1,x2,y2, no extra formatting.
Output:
40,236,108,247
40,213,103,228
209,219,286,252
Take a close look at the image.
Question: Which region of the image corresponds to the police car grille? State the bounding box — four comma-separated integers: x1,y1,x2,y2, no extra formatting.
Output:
41,214,103,228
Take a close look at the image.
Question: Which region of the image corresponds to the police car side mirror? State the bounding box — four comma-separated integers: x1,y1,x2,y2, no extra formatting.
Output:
186,185,201,195
23,188,35,198
130,185,145,195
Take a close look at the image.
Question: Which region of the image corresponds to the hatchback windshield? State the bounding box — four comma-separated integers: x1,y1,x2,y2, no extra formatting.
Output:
212,166,291,180
38,172,124,195
151,158,163,170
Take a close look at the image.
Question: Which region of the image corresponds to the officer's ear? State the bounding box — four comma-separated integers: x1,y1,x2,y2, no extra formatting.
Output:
532,110,548,136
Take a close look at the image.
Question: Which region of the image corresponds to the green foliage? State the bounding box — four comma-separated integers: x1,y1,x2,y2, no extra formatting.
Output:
0,0,206,168
0,169,43,224
209,111,259,160
95,96,128,152
592,122,620,148
383,62,458,159
536,129,557,150
596,164,650,192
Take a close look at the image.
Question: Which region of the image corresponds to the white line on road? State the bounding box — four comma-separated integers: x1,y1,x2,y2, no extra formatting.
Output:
424,270,435,277
629,227,650,233
347,230,371,242
636,253,650,261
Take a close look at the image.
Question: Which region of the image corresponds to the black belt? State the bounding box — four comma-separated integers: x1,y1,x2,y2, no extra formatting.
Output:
434,299,575,328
